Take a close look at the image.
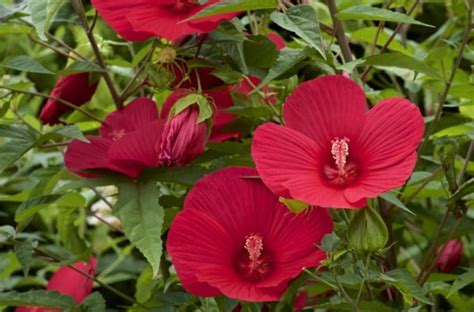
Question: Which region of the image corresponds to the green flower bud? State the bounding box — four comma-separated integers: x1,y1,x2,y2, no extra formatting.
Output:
347,206,388,252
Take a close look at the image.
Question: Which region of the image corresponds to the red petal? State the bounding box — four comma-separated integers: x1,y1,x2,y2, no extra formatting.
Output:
170,167,333,301
107,120,164,173
100,97,159,139
166,209,232,297
356,98,424,169
39,74,98,125
47,257,96,304
196,264,287,302
126,1,238,42
252,123,365,208
64,136,127,178
91,0,155,41
283,75,367,149
345,98,424,201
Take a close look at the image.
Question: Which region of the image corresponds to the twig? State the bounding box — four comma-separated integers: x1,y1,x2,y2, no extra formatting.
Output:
360,0,421,82
457,140,474,185
326,0,354,63
0,85,104,124
71,0,123,109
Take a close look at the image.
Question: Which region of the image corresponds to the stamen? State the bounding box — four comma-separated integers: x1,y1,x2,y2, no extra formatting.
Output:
110,129,125,141
244,234,263,265
331,137,350,174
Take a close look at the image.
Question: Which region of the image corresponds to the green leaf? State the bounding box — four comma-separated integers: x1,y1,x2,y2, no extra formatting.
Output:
188,0,277,20
271,5,324,57
1,55,54,74
0,3,28,22
0,225,16,243
0,124,39,173
350,27,408,53
171,93,213,123
116,178,164,278
135,265,160,303
39,125,88,145
15,194,63,222
14,240,36,276
449,178,474,203
80,292,106,312
386,269,431,304
243,35,279,69
57,194,87,256
337,5,433,27
320,232,341,252
0,290,76,309
29,0,64,40
258,48,310,88
380,192,415,216
59,61,105,75
364,53,441,78
448,268,474,297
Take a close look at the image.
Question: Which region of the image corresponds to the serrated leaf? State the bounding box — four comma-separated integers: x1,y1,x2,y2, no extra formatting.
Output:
271,5,324,57
14,240,36,276
0,290,75,309
188,0,277,20
116,178,164,278
80,292,106,312
364,53,441,78
337,5,433,27
1,55,54,74
386,269,431,304
0,3,28,22
258,47,310,88
29,0,64,40
448,268,474,297
380,192,415,216
449,178,474,203
243,35,279,69
0,124,39,172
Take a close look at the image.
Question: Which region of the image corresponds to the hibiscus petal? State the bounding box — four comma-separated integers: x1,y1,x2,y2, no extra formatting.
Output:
166,209,232,297
355,98,425,170
91,0,155,41
126,1,238,42
100,97,159,139
252,123,365,208
108,120,165,173
64,136,140,178
184,166,286,239
283,75,367,148
47,258,96,304
344,152,418,203
196,264,287,302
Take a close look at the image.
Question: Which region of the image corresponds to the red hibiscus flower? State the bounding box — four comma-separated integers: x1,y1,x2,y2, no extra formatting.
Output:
166,167,333,302
92,0,239,42
436,239,463,273
252,75,424,209
39,73,98,125
65,93,207,179
16,258,96,312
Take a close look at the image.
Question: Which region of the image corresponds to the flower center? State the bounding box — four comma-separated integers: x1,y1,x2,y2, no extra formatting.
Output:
323,137,358,186
235,234,272,281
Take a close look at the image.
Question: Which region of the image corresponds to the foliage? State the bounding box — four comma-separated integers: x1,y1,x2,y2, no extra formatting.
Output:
0,0,473,311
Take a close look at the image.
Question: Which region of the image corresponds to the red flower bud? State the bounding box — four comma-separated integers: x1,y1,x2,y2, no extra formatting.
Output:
16,257,96,312
39,73,98,125
436,239,463,273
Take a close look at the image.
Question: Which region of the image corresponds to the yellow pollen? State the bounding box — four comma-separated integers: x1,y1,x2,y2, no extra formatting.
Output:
331,137,350,174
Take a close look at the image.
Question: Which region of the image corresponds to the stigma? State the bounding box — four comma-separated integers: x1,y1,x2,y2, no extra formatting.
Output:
324,137,357,185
